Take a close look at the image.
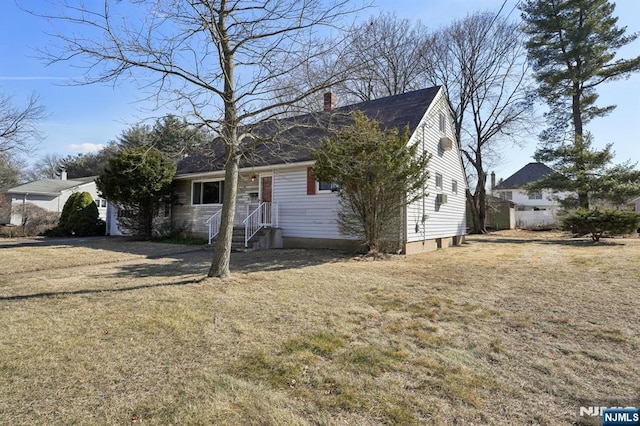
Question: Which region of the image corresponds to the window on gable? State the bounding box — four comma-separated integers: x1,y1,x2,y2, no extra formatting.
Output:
452,179,458,194
439,112,446,132
435,173,443,189
193,181,224,205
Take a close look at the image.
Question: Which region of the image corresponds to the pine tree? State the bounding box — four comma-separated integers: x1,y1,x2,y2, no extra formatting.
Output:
96,147,176,239
520,0,640,208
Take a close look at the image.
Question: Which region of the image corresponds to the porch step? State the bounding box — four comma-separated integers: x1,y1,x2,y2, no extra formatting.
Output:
210,226,267,252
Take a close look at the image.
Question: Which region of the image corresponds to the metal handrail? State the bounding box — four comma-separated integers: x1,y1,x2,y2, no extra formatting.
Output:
242,202,278,248
205,210,222,245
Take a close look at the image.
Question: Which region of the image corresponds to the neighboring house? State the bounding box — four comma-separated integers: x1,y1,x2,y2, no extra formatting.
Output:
627,196,640,212
172,87,467,253
493,162,567,229
6,173,108,226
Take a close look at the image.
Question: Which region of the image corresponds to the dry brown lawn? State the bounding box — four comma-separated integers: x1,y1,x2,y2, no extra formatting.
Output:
1,232,639,425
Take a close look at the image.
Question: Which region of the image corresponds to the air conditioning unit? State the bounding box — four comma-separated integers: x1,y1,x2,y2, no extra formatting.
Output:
439,137,453,151
436,194,448,204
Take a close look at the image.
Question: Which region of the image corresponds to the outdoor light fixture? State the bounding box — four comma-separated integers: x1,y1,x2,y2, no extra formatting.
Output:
251,175,257,182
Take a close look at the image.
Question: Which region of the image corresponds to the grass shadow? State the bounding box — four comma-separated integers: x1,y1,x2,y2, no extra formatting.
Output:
466,233,631,247
0,277,207,301
0,249,353,301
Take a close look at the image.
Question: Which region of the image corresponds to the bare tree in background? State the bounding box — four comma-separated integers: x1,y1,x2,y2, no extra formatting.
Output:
25,153,63,181
424,10,534,233
336,12,430,103
28,0,367,278
0,91,45,157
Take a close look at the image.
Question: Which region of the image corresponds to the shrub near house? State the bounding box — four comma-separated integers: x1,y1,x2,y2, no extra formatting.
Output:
51,192,105,237
562,208,640,242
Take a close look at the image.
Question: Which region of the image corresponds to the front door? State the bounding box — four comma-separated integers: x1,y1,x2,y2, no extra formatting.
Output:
261,176,272,203
260,176,273,224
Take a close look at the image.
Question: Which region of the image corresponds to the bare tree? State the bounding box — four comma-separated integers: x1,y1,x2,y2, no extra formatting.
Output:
335,12,430,103
0,91,46,156
25,153,63,181
424,10,535,233
28,0,366,277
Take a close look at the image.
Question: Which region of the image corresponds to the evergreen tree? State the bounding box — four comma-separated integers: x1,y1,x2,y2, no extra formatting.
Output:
60,142,119,179
520,0,640,208
57,191,104,236
312,111,430,253
96,147,176,239
118,115,208,161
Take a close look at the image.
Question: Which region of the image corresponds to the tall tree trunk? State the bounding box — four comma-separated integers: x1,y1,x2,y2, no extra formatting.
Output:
208,4,237,278
208,149,239,278
466,190,482,233
572,88,589,209
476,169,487,233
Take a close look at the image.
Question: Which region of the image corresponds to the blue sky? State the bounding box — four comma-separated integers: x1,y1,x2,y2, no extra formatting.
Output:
1,0,639,181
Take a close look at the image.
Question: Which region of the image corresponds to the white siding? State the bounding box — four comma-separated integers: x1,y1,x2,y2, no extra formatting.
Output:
405,90,467,242
9,181,105,226
273,166,347,239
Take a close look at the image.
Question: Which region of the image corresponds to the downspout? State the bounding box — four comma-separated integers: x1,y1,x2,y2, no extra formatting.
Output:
421,123,428,245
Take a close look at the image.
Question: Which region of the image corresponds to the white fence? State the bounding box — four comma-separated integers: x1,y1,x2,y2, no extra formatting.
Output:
516,210,558,229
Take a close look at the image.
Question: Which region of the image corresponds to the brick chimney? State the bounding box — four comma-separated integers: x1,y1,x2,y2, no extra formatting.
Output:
323,92,336,111
490,171,496,194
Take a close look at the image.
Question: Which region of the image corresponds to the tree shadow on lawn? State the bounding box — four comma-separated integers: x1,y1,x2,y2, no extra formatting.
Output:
0,236,207,258
467,234,631,247
0,249,353,301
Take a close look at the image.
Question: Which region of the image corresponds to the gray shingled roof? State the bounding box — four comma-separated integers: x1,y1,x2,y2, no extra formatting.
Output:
177,87,441,175
495,162,554,189
7,176,96,196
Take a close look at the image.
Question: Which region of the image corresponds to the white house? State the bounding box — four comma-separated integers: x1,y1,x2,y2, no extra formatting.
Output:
6,173,108,226
493,162,568,229
172,87,467,253
627,196,640,212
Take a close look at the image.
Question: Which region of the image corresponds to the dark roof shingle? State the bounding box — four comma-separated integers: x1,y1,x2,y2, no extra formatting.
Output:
495,162,554,189
177,87,441,175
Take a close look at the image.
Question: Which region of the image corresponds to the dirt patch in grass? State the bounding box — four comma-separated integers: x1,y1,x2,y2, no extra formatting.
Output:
1,232,639,424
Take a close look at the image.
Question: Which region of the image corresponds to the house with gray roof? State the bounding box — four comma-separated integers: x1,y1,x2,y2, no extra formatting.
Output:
493,162,568,229
172,87,467,253
5,172,108,227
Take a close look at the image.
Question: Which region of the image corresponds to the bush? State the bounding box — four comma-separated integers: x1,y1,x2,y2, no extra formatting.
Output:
56,192,105,237
562,208,640,241
10,203,59,236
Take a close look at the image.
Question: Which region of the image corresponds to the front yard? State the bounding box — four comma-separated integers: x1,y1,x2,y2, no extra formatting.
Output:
1,232,638,425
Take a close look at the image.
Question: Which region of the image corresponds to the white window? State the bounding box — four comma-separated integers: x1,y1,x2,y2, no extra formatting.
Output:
435,173,443,189
95,198,107,208
528,192,543,200
452,180,458,194
317,180,338,193
500,191,513,201
439,112,446,132
193,181,224,205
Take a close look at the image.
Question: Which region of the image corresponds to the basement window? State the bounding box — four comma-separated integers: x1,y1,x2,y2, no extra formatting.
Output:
193,181,224,205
